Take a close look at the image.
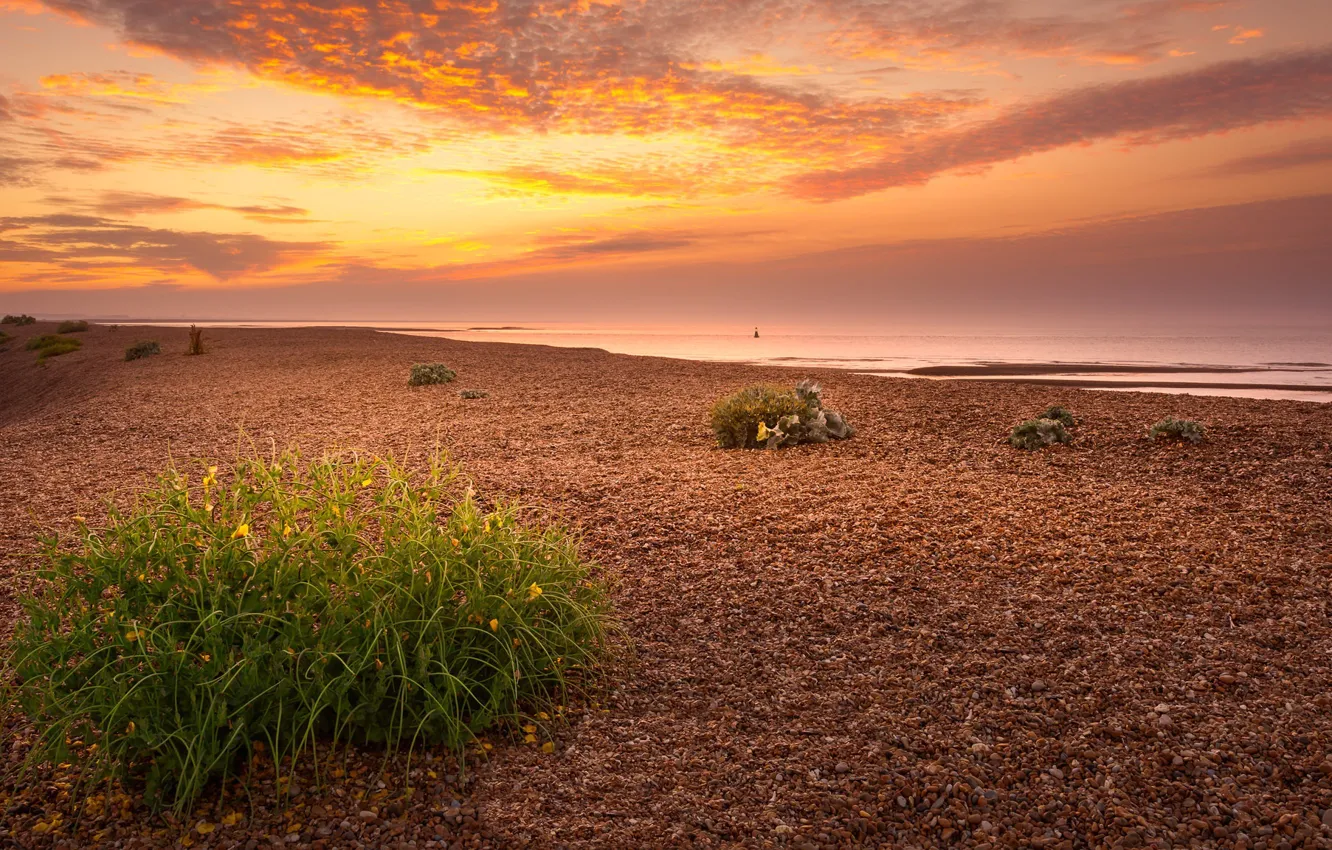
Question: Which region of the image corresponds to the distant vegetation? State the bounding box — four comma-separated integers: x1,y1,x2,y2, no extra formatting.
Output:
26,334,82,362
2,314,36,326
56,320,89,334
1037,405,1076,429
9,447,612,811
1009,418,1072,450
460,389,489,399
187,324,205,356
124,341,161,361
711,379,854,449
1150,417,1206,444
409,363,457,386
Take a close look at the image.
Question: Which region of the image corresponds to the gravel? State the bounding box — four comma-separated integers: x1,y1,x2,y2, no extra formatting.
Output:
1,322,1331,848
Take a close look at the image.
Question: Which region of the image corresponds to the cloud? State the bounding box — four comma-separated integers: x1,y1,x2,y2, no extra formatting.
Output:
0,214,328,278
90,191,311,222
0,94,12,122
1204,137,1332,176
787,47,1332,200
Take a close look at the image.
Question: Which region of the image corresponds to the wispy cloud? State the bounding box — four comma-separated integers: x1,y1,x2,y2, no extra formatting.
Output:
1203,137,1332,176
787,47,1332,200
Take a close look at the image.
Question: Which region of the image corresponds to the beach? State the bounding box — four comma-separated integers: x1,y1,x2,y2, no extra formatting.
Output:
3,322,1332,848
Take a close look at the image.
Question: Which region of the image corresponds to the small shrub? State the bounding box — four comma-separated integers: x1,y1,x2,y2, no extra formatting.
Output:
1149,417,1205,444
2,314,36,326
1037,405,1076,428
187,324,205,355
710,379,854,449
26,334,82,361
125,341,161,361
460,389,488,399
409,363,457,386
9,447,612,811
1009,418,1071,450
57,320,89,334
0,331,11,348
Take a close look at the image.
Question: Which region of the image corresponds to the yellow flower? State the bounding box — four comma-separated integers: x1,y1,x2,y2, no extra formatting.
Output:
73,515,86,524
208,466,218,475
282,523,293,538
125,629,140,642
126,721,135,734
204,502,213,513
484,520,491,533
527,583,543,602
222,812,243,827
489,618,499,632
541,742,555,754
196,821,216,835
375,658,384,670
522,724,536,734
232,523,249,539
756,421,770,441
200,653,211,662
451,537,461,549
523,733,537,744
361,477,373,488
331,504,341,517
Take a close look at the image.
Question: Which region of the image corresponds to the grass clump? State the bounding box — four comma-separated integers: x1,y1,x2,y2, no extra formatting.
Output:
26,334,82,361
8,446,612,812
460,389,488,399
125,341,161,361
1009,418,1071,450
1149,417,1205,444
710,379,854,449
187,324,205,355
409,363,457,386
2,313,36,326
57,320,89,334
0,331,11,349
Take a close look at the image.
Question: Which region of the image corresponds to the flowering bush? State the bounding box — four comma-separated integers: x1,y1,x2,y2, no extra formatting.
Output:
710,380,854,449
10,448,612,810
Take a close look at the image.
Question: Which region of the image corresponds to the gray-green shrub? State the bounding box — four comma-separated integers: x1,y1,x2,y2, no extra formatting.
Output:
1150,417,1205,444
9,447,612,811
409,363,457,386
710,379,853,449
1009,418,1071,450
125,341,161,361
57,320,89,334
1038,405,1076,428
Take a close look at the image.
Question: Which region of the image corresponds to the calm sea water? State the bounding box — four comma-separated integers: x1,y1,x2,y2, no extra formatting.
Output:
138,321,1332,403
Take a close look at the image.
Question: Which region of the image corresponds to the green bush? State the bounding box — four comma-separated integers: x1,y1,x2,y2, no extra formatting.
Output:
57,320,89,334
1149,417,1205,444
125,341,161,361
409,363,457,386
460,389,489,399
9,447,612,811
710,384,813,449
2,314,36,326
1009,418,1071,450
0,331,11,348
26,334,82,361
1037,405,1076,428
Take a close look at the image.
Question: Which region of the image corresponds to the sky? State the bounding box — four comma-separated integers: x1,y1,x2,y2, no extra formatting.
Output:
1,0,1330,326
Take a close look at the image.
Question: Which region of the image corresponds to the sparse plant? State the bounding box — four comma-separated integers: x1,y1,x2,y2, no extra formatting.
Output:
460,389,488,399
0,331,11,349
26,334,82,361
1009,418,1071,450
125,341,161,361
8,446,612,812
409,363,457,386
1149,417,1205,444
710,379,854,449
57,320,89,334
2,314,36,326
187,324,205,356
1037,405,1076,428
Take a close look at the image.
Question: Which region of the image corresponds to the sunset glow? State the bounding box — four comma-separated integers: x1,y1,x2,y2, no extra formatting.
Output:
2,0,1330,323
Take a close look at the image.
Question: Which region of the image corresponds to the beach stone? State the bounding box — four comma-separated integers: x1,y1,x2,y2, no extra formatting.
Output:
1322,809,1332,828
359,811,379,824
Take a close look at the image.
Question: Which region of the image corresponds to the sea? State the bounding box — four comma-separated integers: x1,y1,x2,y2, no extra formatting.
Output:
129,320,1332,403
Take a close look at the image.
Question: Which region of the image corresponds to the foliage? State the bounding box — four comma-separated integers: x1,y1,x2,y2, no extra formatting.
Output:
710,379,854,449
1149,417,1206,444
26,334,82,361
187,324,205,356
2,314,36,326
125,341,161,361
409,363,457,386
1037,405,1076,429
1009,418,1071,450
0,331,11,349
460,390,489,399
8,447,612,812
57,320,90,334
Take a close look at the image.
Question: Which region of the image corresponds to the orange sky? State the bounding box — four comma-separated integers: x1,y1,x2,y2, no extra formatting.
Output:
1,0,1330,324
